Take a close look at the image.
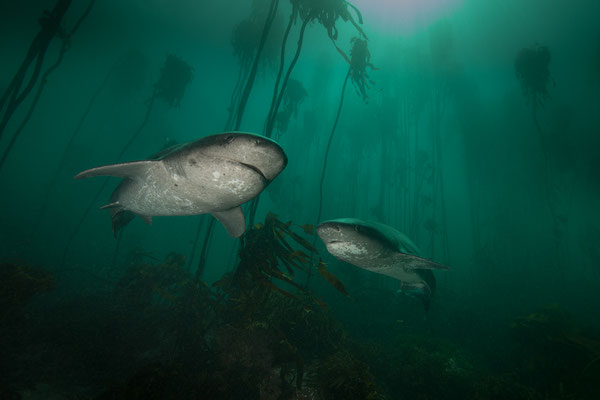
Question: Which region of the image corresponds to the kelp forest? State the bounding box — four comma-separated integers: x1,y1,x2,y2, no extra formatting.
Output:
1,0,600,399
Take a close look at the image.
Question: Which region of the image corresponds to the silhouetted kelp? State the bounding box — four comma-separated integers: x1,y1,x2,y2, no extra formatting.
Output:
263,0,367,139
153,54,194,108
421,20,459,263
199,0,371,279
316,37,376,225
227,0,284,130
0,0,96,172
213,212,346,309
34,49,151,236
232,0,281,131
347,37,376,102
0,0,72,143
275,78,307,138
514,43,553,148
192,0,293,274
61,54,194,266
515,44,572,276
515,44,552,108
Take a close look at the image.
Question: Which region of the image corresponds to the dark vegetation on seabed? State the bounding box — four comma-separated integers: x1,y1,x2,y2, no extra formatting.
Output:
1,0,600,399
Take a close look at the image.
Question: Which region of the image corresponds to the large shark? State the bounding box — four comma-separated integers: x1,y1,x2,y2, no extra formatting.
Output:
316,218,449,309
75,132,287,238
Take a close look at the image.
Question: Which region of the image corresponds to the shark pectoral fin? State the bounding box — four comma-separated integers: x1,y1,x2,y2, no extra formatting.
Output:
75,160,156,180
212,207,246,238
139,215,153,225
402,253,450,270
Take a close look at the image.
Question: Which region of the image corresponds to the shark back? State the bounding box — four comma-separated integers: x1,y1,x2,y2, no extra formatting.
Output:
364,220,421,255
316,218,449,310
147,142,186,160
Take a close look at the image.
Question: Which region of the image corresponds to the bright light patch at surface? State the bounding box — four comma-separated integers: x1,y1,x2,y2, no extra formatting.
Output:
352,0,463,33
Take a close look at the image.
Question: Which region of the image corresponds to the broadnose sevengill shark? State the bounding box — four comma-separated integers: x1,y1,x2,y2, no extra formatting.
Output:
317,218,449,309
75,132,287,238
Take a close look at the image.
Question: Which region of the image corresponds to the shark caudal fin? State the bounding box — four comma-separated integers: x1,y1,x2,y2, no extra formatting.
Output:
397,278,434,311
75,160,156,180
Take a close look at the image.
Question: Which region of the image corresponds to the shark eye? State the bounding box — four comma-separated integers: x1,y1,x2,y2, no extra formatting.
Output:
224,135,235,144
354,225,362,232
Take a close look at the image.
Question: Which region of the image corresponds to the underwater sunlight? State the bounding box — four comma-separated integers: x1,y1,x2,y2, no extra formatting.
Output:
353,0,464,33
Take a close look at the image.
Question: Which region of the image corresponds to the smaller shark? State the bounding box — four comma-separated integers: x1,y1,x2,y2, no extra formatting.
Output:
75,132,287,238
316,218,449,309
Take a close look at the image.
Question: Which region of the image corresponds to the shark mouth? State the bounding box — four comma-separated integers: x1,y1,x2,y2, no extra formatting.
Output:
324,240,349,248
238,162,269,183
200,151,271,183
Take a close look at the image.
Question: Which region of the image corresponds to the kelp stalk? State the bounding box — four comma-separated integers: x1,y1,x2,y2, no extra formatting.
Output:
0,0,96,172
60,96,156,266
61,54,192,265
316,69,350,224
0,0,72,140
515,44,564,275
317,37,375,224
34,67,112,233
265,17,309,138
234,0,280,130
264,10,296,135
194,0,281,278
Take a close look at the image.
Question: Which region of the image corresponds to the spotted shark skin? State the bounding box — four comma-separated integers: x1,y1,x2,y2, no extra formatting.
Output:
75,132,287,237
317,218,449,309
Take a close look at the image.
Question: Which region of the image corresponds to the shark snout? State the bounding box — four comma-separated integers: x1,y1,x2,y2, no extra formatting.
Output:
316,222,344,243
254,137,288,181
200,132,287,182
229,133,287,182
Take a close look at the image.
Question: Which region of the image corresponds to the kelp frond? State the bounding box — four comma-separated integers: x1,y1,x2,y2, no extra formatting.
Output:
349,37,377,102
515,43,552,108
154,54,193,107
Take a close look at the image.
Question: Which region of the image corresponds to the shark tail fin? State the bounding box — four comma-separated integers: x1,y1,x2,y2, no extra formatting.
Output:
398,279,433,311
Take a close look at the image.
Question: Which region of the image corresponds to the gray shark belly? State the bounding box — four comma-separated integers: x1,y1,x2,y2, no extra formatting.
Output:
117,157,265,216
326,242,423,283
367,264,424,284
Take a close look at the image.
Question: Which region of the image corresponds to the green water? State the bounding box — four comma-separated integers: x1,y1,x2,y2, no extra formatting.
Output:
1,0,599,398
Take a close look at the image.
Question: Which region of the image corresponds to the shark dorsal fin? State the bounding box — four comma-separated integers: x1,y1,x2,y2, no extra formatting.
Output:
75,160,156,180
